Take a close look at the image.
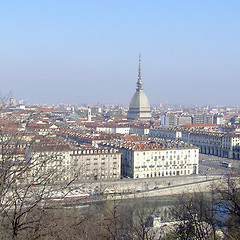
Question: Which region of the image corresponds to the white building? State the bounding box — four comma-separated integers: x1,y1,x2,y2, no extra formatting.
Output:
150,126,240,159
120,146,198,179
70,148,121,181
130,126,149,135
150,127,181,140
103,138,199,179
27,144,121,183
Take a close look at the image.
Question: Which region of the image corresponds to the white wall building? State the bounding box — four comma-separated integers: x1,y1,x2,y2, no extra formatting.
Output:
70,148,121,181
150,126,240,159
120,147,199,179
103,138,199,179
27,145,121,184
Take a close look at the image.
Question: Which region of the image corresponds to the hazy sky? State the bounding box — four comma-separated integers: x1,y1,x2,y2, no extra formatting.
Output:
1,1,240,106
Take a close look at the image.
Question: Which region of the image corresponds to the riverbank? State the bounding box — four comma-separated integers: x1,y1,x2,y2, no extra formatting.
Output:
105,175,222,200
55,174,223,207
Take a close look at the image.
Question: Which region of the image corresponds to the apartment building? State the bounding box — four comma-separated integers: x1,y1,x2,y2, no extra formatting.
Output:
150,126,240,159
102,138,199,179
26,144,121,184
70,148,121,181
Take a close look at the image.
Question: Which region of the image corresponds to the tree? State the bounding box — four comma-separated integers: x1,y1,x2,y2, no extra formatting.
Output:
165,192,220,240
93,198,168,240
214,175,240,239
163,175,240,240
0,102,85,239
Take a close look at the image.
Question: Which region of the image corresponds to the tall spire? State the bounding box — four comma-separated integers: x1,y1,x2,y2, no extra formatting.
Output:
136,53,143,91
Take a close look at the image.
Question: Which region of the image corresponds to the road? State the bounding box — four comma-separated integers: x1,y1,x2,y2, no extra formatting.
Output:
199,153,240,176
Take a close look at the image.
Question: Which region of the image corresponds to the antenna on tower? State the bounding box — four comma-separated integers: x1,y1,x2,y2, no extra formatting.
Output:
136,53,143,91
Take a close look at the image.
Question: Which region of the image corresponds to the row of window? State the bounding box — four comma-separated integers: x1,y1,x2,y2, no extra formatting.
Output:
135,169,192,178
135,165,192,170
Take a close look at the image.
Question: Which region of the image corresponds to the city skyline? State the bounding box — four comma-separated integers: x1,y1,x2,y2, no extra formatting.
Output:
1,1,240,106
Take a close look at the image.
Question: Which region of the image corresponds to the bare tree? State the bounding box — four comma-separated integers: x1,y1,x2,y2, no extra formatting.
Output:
164,176,240,240
93,198,169,240
0,140,71,239
165,192,219,240
214,176,240,239
0,102,86,239
95,199,130,240
130,201,159,240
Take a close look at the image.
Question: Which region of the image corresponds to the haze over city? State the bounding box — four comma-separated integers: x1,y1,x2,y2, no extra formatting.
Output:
1,1,240,105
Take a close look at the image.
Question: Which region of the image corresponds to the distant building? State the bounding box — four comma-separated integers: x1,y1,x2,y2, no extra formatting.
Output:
160,115,169,126
9,98,17,107
213,115,224,125
127,55,151,120
192,114,213,124
150,126,240,159
168,115,178,126
178,116,192,125
87,106,92,121
230,115,240,125
91,107,102,114
167,114,192,126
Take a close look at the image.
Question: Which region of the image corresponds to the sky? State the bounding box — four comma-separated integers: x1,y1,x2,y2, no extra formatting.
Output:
0,1,240,106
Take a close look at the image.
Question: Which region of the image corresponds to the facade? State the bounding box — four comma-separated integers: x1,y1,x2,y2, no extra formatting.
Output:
27,145,121,183
150,126,240,159
85,123,150,135
127,55,151,120
192,114,213,124
167,114,192,126
87,106,92,121
213,115,224,125
168,115,178,126
93,125,130,135
160,115,169,126
120,146,198,179
178,116,192,126
130,126,150,135
25,145,72,184
150,127,182,141
102,138,199,179
70,148,121,181
165,114,214,127
188,132,240,159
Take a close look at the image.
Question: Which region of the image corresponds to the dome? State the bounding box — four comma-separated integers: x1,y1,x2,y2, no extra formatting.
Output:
127,89,151,120
129,90,150,110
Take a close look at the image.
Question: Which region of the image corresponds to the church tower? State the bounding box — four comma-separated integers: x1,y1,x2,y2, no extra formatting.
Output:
127,55,151,120
87,106,92,121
